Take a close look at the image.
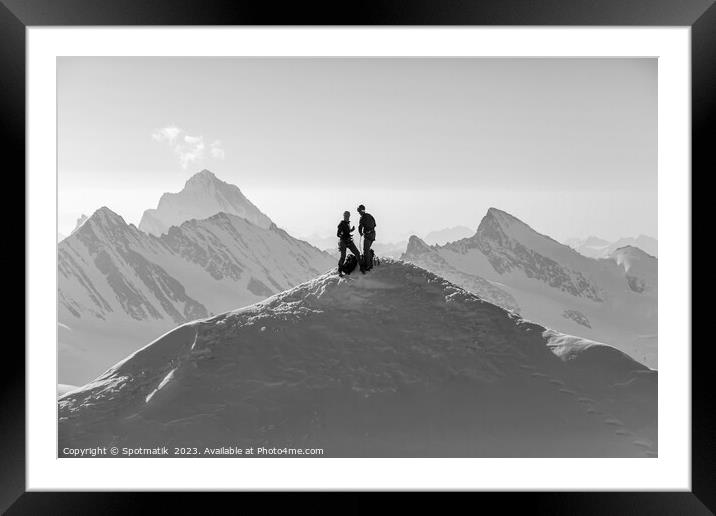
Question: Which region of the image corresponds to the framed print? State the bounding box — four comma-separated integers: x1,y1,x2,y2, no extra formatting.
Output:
4,0,711,512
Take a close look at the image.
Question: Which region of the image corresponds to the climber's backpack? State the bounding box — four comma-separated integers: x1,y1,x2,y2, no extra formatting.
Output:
341,254,359,275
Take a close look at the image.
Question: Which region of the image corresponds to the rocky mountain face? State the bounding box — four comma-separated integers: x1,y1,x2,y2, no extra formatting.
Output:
59,204,334,385
470,209,604,300
138,169,273,236
401,208,658,368
59,260,656,457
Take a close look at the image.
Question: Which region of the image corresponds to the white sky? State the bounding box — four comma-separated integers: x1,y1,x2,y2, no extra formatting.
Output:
58,57,656,243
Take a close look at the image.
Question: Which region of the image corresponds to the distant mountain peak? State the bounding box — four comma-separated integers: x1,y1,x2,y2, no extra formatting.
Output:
422,225,474,246
90,206,127,226
138,169,273,236
72,214,89,234
405,235,433,254
486,206,507,216
478,208,522,239
69,207,132,242
186,169,218,185
480,207,528,231
477,208,525,242
583,236,610,246
567,235,658,259
485,206,517,220
477,207,569,252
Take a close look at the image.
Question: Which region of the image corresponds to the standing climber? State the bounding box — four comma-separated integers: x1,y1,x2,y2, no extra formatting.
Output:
357,204,377,272
337,210,361,276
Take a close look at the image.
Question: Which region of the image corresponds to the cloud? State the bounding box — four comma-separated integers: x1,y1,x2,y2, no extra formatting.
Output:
152,126,225,169
210,140,225,160
152,126,181,144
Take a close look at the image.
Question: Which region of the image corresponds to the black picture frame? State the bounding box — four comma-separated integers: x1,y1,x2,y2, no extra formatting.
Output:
3,0,710,513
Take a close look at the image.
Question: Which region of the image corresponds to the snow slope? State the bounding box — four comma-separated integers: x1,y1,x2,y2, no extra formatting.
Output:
139,170,273,236
59,260,656,458
402,235,519,312
58,206,334,384
402,208,658,368
58,384,78,397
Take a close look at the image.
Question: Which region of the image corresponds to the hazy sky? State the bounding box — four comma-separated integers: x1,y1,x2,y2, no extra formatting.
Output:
58,57,656,243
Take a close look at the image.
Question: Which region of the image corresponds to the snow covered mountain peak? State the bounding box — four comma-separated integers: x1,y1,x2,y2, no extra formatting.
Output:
183,169,221,189
468,208,596,289
483,206,520,227
190,168,216,179
73,207,145,248
477,207,567,254
138,169,273,236
59,259,657,457
401,208,657,366
85,206,130,232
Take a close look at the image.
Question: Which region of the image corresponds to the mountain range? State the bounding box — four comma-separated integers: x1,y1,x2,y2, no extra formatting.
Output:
565,235,657,259
58,171,334,384
423,225,474,246
402,208,657,368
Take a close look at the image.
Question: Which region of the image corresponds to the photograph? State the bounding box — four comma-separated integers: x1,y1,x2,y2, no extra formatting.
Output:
56,56,659,458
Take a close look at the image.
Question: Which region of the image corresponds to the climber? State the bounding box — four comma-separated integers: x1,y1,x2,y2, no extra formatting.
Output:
357,204,377,272
337,210,361,276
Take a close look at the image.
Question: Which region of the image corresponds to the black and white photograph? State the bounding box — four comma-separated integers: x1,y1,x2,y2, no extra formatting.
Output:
56,56,659,458
2,0,707,506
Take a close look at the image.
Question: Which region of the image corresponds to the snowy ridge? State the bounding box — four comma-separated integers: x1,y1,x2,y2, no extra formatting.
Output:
59,260,656,457
402,235,520,312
